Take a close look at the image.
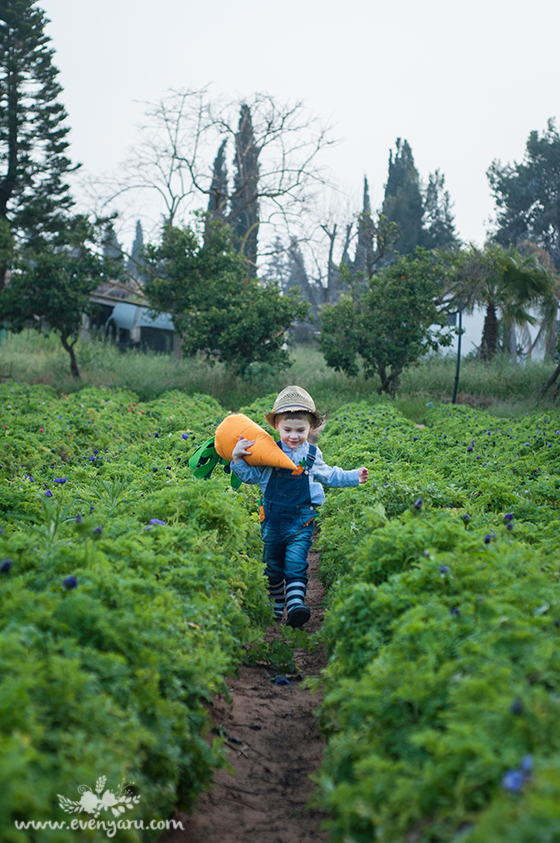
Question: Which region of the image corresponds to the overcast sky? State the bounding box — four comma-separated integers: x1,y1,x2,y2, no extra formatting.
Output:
41,0,560,252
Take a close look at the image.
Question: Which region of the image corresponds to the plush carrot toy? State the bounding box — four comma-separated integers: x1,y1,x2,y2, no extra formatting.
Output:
188,413,298,489
214,414,296,469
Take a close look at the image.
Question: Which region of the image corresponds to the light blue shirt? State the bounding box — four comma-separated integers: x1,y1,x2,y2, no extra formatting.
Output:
230,440,360,505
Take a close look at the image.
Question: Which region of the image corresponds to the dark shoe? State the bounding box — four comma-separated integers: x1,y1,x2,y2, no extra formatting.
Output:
286,605,310,628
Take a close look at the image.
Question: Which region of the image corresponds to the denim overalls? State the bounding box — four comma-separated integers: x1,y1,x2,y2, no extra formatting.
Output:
260,443,318,619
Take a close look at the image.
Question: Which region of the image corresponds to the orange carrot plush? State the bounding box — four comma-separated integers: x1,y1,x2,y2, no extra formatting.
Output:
214,414,298,470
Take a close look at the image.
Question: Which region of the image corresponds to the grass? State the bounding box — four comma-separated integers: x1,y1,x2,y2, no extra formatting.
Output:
1,331,557,420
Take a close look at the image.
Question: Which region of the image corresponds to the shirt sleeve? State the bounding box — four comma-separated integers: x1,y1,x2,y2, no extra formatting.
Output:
311,446,361,488
230,459,267,485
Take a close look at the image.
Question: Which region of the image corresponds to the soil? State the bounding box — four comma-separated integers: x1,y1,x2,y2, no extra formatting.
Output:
158,549,330,843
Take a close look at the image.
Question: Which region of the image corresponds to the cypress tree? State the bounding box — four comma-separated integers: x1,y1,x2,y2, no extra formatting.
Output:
102,223,123,263
127,220,146,283
230,104,259,275
353,176,375,280
207,139,228,223
0,0,76,264
421,170,458,249
382,139,423,256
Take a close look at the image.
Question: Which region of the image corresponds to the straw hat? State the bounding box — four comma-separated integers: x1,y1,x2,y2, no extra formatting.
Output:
264,386,325,428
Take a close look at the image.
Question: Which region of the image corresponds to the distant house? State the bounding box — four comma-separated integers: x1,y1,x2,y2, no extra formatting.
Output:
85,290,175,352
105,302,174,352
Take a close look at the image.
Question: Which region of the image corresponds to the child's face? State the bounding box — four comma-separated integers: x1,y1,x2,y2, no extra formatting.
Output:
276,417,311,450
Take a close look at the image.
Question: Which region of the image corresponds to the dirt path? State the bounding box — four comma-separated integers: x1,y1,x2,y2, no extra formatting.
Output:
159,550,329,843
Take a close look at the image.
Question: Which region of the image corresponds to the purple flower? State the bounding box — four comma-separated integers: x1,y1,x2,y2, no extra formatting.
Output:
154,432,160,438
510,699,523,714
88,456,96,461
440,565,450,575
502,770,524,792
520,755,533,774
414,498,423,510
504,513,514,523
182,433,189,440
413,436,419,441
153,467,158,472
274,677,291,685
450,606,460,616
0,559,12,573
53,477,67,484
463,513,470,523
93,526,103,536
484,534,493,544
63,575,78,590
76,515,82,524
44,490,53,497
93,449,99,455
507,523,514,531
467,447,473,452
24,474,34,482
89,506,95,513
149,519,165,526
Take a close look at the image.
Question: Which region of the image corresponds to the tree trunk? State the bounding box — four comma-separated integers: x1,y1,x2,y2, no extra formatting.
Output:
60,335,81,379
545,303,558,358
507,324,517,364
377,363,402,396
173,330,183,363
538,361,560,397
480,302,498,362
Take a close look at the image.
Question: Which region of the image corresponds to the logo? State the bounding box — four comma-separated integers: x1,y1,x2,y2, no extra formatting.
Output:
58,776,140,819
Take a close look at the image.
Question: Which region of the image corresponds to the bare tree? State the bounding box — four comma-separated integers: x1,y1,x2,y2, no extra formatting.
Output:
96,89,333,271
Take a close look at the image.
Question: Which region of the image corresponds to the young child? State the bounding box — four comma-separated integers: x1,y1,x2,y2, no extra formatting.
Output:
231,386,368,628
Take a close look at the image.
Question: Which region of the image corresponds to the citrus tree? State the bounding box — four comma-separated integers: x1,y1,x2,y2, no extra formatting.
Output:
319,248,453,395
143,219,308,377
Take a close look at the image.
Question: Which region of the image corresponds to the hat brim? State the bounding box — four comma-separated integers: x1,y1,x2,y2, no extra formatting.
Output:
264,406,325,428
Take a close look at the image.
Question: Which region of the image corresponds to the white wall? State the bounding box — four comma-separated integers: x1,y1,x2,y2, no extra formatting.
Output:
443,305,550,360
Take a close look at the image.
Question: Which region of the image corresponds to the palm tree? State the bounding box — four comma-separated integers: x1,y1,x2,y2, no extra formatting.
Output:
452,244,557,362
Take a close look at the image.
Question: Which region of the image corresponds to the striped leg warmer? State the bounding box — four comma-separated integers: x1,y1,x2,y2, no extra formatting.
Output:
285,579,307,615
268,579,285,619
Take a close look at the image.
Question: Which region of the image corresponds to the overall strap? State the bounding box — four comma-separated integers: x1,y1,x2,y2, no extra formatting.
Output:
306,444,317,469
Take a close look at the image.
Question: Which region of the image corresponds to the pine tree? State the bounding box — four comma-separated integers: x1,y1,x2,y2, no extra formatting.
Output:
488,120,560,268
0,0,76,262
382,139,423,256
230,104,259,275
353,177,375,279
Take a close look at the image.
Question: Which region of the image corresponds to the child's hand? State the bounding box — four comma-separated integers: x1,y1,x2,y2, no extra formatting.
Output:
232,435,256,463
358,467,369,484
